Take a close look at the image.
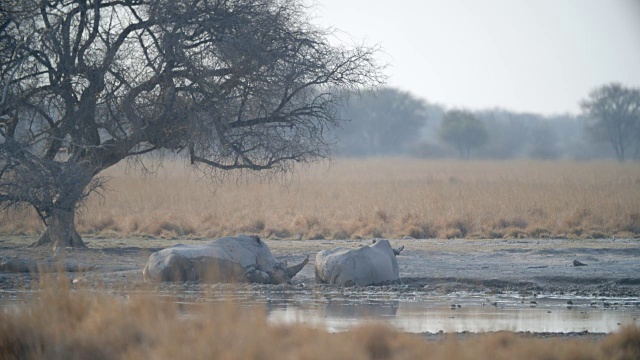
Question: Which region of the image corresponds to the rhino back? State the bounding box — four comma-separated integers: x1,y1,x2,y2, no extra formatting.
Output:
315,248,348,284
214,235,279,271
143,235,281,283
144,246,247,282
316,245,399,286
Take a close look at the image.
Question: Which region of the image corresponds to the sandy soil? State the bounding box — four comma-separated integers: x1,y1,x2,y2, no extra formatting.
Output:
1,236,638,296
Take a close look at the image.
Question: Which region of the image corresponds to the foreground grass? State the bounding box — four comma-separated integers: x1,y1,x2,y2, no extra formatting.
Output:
1,158,639,240
1,279,639,360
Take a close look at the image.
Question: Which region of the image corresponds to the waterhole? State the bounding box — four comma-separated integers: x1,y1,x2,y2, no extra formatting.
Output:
2,288,638,334
172,289,640,334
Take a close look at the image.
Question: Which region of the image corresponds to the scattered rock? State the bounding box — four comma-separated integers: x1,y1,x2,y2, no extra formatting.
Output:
573,260,587,267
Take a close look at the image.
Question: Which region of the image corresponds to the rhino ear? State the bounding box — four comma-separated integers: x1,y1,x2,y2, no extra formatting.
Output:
393,246,404,256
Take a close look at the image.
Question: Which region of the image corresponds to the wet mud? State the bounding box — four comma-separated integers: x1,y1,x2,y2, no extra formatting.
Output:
1,236,638,335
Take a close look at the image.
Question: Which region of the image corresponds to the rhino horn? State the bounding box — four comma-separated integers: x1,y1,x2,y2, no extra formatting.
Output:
393,246,404,256
286,255,309,278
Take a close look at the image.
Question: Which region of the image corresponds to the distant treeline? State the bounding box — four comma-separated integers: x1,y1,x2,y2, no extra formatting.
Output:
332,85,638,161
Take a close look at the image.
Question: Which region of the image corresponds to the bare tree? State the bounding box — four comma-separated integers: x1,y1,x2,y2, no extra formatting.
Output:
580,83,640,162
0,0,383,250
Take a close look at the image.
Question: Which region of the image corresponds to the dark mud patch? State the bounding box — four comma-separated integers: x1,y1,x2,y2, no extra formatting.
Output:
535,247,640,256
617,278,640,285
402,277,540,291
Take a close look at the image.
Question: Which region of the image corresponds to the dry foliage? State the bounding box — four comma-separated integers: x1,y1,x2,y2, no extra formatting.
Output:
1,158,639,240
0,279,639,359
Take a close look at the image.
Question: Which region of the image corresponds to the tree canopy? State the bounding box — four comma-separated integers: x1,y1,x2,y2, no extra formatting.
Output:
580,83,640,162
0,0,383,249
439,109,487,159
335,87,428,156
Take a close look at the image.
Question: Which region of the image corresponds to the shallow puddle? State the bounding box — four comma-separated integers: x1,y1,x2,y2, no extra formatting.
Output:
268,300,640,333
2,288,639,334
168,289,640,334
265,293,640,333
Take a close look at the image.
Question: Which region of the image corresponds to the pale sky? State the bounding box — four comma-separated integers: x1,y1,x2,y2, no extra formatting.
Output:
313,0,640,115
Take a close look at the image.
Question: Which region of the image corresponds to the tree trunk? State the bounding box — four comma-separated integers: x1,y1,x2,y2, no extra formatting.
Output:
31,208,86,250
612,138,625,162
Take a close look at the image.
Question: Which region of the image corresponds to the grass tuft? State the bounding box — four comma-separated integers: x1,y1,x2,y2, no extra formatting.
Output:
1,280,639,359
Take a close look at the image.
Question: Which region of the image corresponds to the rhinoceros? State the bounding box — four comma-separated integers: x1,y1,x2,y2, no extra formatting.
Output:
315,239,404,286
143,235,309,284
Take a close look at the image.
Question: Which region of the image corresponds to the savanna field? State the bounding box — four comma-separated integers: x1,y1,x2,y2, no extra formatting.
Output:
1,158,638,240
2,158,640,359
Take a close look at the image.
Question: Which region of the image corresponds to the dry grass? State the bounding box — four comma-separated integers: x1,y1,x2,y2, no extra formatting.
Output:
1,158,639,240
1,278,639,359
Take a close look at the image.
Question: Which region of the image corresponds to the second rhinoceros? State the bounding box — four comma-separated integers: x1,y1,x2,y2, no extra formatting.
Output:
315,239,404,286
143,235,309,284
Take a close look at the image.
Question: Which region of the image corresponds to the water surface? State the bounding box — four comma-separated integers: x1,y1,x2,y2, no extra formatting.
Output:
2,288,638,333
171,288,640,333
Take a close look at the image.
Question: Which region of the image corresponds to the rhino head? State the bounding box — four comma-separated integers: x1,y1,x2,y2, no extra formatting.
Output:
372,239,404,256
265,255,310,284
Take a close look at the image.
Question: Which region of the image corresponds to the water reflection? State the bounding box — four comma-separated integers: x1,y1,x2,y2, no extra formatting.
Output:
265,293,640,333
266,298,400,332
2,288,639,334
394,304,637,333
325,299,400,318
268,301,639,333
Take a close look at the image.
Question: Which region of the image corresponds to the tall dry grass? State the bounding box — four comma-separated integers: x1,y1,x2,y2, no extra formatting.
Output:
1,279,639,359
1,158,639,240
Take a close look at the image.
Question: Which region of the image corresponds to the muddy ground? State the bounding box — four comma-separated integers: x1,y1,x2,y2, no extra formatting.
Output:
1,236,639,338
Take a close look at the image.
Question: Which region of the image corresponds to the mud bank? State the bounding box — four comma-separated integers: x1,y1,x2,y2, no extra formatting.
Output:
1,236,638,295
1,237,638,334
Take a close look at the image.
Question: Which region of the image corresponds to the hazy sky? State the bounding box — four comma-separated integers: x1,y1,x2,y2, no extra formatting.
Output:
314,0,640,115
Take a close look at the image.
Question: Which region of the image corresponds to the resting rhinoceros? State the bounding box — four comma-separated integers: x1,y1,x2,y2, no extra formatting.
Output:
143,235,309,284
315,239,404,286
